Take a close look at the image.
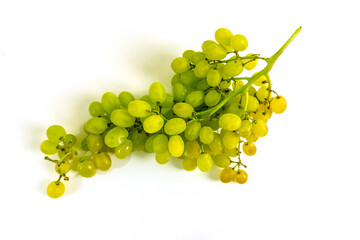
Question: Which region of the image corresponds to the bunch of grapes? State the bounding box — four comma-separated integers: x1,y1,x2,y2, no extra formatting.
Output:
41,27,301,198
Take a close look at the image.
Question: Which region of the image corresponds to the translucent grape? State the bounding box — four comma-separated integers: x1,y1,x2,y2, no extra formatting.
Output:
113,139,132,159
246,131,259,143
171,74,181,86
201,40,217,52
219,167,235,183
155,151,171,165
77,160,97,178
242,53,258,70
223,147,238,157
253,74,268,87
208,118,219,130
194,60,211,78
173,102,194,118
219,81,231,90
110,109,135,127
219,113,241,131
185,140,200,159
153,134,168,153
233,80,245,91
205,44,227,60
143,115,164,134
145,135,157,152
208,133,223,153
182,157,197,171
40,140,58,155
243,142,256,156
270,96,287,114
230,34,248,51
234,170,248,184
84,117,108,134
171,57,190,74
256,86,269,102
63,134,76,146
222,131,240,149
86,134,104,152
215,28,233,46
46,125,66,143
238,120,252,138
118,91,135,108
241,95,259,112
199,126,214,144
205,90,221,107
55,160,71,174
197,153,213,172
140,95,157,109
47,181,65,198
101,92,121,114
173,83,188,101
89,101,106,117
185,121,201,141
180,70,199,86
190,51,207,65
160,93,174,109
222,61,243,77
104,127,128,148
93,152,112,171
129,129,147,152
164,118,186,135
128,100,152,118
185,91,205,108
213,153,231,168
252,119,268,137
149,82,166,104
183,50,195,59
168,135,184,157
206,69,222,87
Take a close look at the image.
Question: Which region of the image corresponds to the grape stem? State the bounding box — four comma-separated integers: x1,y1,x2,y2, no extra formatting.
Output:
195,26,302,119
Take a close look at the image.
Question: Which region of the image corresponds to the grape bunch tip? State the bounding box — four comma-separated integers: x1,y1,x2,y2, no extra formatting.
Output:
41,27,301,198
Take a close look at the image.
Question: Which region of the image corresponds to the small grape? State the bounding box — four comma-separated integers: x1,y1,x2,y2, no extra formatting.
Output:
47,181,65,198
205,44,227,60
230,34,248,51
185,121,201,141
104,127,128,148
197,153,213,172
89,101,106,117
185,140,201,159
171,74,181,86
84,117,108,134
246,132,259,143
205,90,221,107
128,100,152,118
190,52,207,65
101,92,121,114
118,91,135,108
242,53,258,70
173,83,188,102
46,125,66,143
180,70,200,86
153,134,169,153
256,86,269,102
222,131,240,150
149,82,166,104
160,93,174,109
213,153,231,168
270,96,287,114
129,129,147,152
199,126,214,144
206,69,222,87
253,74,268,87
164,118,186,135
238,120,252,138
185,91,205,108
215,28,233,46
222,60,243,77
168,135,184,157
234,170,248,184
77,160,97,178
145,135,157,153
94,152,112,171
63,134,76,146
219,113,241,131
40,140,58,155
194,60,211,78
252,119,268,137
55,160,71,174
110,109,135,127
219,167,235,183
143,115,164,134
155,151,171,165
243,142,257,156
182,157,197,171
201,40,217,52
223,147,238,157
171,57,190,74
240,95,259,112
86,134,104,152
114,139,133,159
196,79,210,91
207,133,223,153
183,50,195,59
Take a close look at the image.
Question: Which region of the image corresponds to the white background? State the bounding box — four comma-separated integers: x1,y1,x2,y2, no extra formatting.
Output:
0,0,359,239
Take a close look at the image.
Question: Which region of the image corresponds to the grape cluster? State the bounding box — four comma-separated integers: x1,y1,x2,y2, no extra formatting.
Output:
41,27,299,198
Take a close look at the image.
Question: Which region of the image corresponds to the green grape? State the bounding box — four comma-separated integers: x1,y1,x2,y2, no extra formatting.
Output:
183,49,195,59
185,91,205,108
84,117,108,134
149,82,166,104
104,127,128,148
153,134,168,153
246,131,259,143
118,91,135,108
89,101,106,117
252,119,268,137
208,118,219,130
190,51,206,65
194,60,211,78
270,96,287,114
70,157,80,171
253,106,270,123
219,167,235,183
182,157,197,171
160,93,174,109
225,103,243,117
185,121,201,141
143,115,164,134
180,70,200,86
185,140,200,159
201,40,217,52
240,95,259,112
171,74,181,86
213,153,231,168
223,147,238,157
40,140,58,155
199,126,214,144
215,28,233,46
63,134,76,146
233,80,245,91
222,61,243,77
256,86,269,102
47,181,65,198
94,152,112,171
173,83,188,101
129,129,147,151
208,133,223,153
101,92,121,114
253,73,268,87
168,135,184,157
205,90,221,107
140,95,157,109
171,57,190,74
86,134,104,152
234,170,248,184
128,100,152,118
55,160,71,174
230,34,248,51
155,150,171,165
46,125,66,143
206,69,222,87
197,153,213,172
238,120,252,138
164,118,186,135
110,109,135,127
145,134,157,152
205,44,227,60
219,81,231,90
114,139,133,159
219,113,241,131
77,160,97,178
242,53,258,70
222,131,240,149
173,102,194,118
248,85,257,96
243,142,256,156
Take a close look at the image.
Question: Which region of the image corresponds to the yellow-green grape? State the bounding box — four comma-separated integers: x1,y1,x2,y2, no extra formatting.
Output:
127,100,152,118
171,57,190,74
246,131,259,143
143,115,164,134
168,135,184,157
173,102,194,118
182,157,197,171
205,44,227,60
194,60,211,78
243,142,256,156
153,134,168,153
101,92,121,114
40,140,58,155
115,139,133,159
199,126,214,144
129,129,147,151
58,148,72,161
46,125,66,143
201,40,217,52
86,134,104,152
70,157,80,171
77,160,97,178
253,74,268,87
164,118,186,135
145,135,157,152
270,96,287,114
208,118,219,131
185,140,201,159
171,74,181,86
233,80,245,91
219,81,231,90
238,120,252,138
55,160,71,174
183,49,195,59
206,69,222,87
104,127,128,148
190,51,206,65
219,167,235,183
180,70,200,86
205,90,221,107
197,79,210,91
252,119,268,137
222,61,243,77
234,170,248,184
222,131,240,149
219,113,241,131
63,134,76,147
230,34,248,51
225,103,243,117
149,82,166,104
248,85,257,96
47,181,65,198
173,83,188,102
140,95,157,110
84,117,108,134
155,150,171,165
253,109,270,123
241,95,259,112
223,147,238,157
89,101,106,117
242,53,258,70
185,91,205,108
118,91,135,108
213,153,231,168
110,109,135,128
160,93,174,109
197,153,213,172
256,86,269,102
215,28,233,46
208,133,223,153
93,152,112,171
185,121,201,141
